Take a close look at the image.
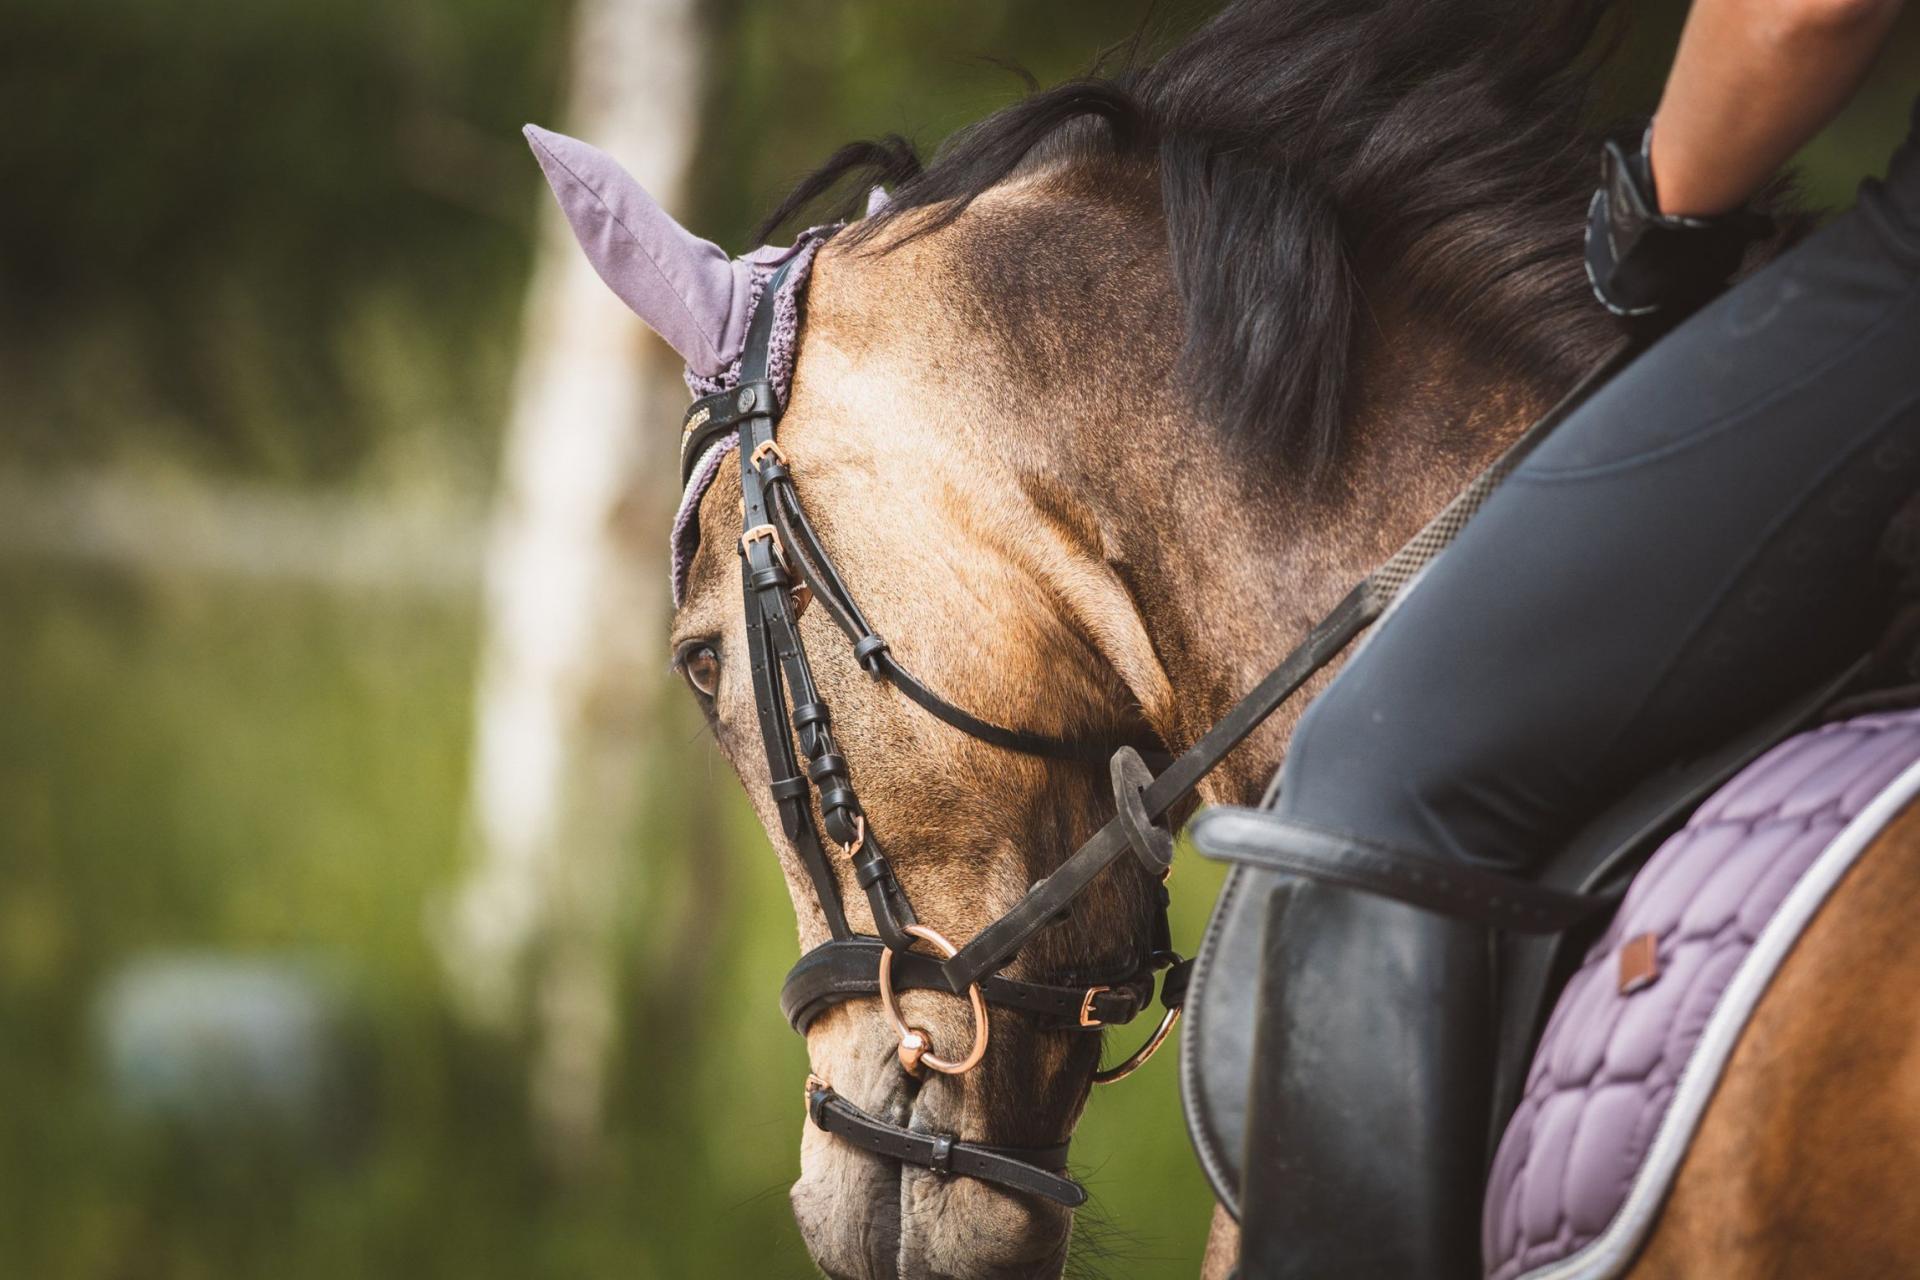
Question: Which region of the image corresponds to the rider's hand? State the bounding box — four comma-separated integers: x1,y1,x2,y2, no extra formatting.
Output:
1584,126,1769,317
1587,0,1905,317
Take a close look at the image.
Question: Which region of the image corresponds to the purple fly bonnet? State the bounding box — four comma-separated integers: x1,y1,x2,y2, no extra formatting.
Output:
523,125,886,605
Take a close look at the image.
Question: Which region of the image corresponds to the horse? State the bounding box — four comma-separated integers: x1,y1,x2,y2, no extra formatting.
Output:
532,0,1920,1275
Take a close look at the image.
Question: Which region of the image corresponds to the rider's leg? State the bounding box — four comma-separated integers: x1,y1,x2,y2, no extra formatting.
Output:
1230,106,1920,1280
1278,100,1920,875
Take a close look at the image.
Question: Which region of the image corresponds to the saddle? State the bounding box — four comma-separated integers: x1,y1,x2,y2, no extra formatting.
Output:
1183,571,1920,1270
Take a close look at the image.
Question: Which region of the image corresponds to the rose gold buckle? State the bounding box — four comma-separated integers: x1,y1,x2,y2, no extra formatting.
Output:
740,523,792,576
1078,985,1111,1028
749,439,788,469
741,524,810,616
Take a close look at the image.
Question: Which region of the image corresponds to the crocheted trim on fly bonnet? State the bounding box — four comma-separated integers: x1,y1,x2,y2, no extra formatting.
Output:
669,227,833,607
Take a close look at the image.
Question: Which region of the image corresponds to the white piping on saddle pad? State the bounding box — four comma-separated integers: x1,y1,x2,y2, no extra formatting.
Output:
1515,751,1920,1280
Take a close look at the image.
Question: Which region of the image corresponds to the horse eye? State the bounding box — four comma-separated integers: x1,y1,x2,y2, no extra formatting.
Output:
679,643,721,699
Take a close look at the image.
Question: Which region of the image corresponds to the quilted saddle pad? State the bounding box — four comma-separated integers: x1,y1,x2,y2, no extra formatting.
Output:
1482,707,1920,1279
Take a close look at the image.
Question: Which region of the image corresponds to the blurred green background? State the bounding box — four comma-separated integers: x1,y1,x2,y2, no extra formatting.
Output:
2,2,1915,1277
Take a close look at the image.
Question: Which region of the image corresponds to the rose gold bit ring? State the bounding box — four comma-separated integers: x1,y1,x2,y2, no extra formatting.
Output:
1090,1004,1180,1085
1092,950,1186,1085
877,924,989,1077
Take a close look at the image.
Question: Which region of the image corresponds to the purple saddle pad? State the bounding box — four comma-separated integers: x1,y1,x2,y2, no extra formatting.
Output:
1481,708,1920,1279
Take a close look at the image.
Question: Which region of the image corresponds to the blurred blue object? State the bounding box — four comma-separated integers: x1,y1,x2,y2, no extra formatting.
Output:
94,952,358,1142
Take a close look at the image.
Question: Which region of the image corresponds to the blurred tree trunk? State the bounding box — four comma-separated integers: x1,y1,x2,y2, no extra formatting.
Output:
439,0,713,1172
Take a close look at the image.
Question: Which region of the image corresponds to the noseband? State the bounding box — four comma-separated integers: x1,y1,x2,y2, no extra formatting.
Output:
680,251,1636,1209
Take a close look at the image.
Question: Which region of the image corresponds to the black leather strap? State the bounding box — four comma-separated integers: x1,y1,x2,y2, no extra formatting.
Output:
779,937,1154,1033
1160,955,1194,1009
765,477,1122,766
733,267,852,941
1189,808,1615,934
806,1083,1086,1207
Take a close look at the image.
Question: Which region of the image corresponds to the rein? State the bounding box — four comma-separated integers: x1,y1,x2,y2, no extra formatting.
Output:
682,252,1638,1207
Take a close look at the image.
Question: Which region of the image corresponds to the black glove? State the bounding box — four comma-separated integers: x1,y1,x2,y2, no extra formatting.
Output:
1584,127,1770,318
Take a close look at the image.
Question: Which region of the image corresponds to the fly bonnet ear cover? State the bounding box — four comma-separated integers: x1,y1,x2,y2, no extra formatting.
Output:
522,125,860,605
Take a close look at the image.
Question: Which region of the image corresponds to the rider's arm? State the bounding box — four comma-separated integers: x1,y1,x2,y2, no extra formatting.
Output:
1651,0,1906,216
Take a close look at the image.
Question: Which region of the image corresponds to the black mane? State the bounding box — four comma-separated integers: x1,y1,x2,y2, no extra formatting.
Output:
759,0,1696,476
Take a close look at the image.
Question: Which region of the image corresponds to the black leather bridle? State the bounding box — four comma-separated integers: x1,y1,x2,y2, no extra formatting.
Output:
678,252,1636,1208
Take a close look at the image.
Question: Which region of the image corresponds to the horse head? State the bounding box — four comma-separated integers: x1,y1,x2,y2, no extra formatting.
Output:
664,180,1193,1280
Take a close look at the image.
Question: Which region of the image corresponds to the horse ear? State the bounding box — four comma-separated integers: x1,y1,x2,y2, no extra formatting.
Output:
522,124,751,376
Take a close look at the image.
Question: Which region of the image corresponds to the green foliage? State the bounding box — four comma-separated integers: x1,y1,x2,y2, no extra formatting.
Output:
0,561,1226,1277
0,0,563,483
691,0,1206,248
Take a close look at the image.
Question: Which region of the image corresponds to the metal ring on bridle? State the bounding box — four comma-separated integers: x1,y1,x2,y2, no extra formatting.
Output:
1091,1004,1180,1085
877,924,989,1076
1091,951,1185,1085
